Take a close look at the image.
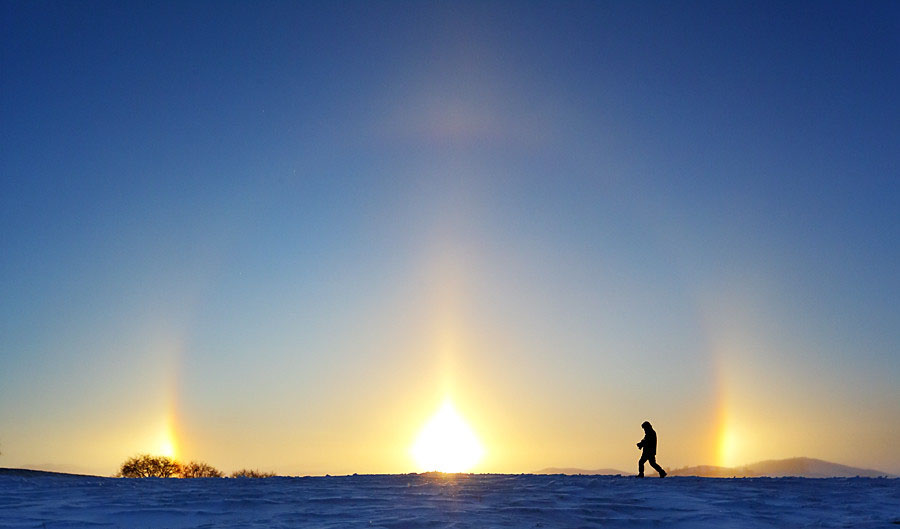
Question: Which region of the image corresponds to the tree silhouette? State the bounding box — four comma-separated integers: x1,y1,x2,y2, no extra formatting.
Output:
230,468,277,478
179,461,223,478
118,454,181,478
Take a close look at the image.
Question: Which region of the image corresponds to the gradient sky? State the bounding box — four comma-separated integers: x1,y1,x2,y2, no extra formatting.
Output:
2,1,898,476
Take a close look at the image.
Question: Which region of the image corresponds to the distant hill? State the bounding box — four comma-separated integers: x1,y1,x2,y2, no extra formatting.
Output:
534,467,628,476
0,467,98,478
533,458,895,478
667,457,896,478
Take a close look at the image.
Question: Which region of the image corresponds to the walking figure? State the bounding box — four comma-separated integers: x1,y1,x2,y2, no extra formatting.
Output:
636,421,666,478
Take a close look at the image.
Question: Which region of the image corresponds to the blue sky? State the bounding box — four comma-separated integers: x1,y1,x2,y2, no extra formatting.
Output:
1,1,898,475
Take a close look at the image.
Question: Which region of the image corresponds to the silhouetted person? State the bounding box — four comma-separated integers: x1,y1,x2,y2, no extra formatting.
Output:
636,421,666,478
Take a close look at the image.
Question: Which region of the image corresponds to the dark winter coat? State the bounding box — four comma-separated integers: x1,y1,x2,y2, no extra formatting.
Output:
638,428,657,455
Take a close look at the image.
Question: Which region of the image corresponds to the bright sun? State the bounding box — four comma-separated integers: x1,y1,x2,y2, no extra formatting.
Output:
155,414,178,459
159,438,176,458
412,400,484,473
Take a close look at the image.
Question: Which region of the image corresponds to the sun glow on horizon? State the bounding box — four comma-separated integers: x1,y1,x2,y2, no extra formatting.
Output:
155,409,179,460
158,436,176,459
717,425,739,468
412,400,484,473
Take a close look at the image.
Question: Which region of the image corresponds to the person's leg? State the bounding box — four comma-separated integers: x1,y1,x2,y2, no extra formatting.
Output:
648,456,666,477
638,454,647,476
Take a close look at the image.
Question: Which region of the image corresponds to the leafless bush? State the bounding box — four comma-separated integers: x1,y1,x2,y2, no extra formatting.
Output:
118,454,181,478
179,461,223,478
230,468,277,478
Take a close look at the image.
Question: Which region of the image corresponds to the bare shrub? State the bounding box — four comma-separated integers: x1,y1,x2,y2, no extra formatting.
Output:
118,454,181,478
179,461,223,478
230,468,277,478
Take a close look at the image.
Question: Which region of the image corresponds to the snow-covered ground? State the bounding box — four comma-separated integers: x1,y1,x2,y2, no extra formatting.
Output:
1,473,898,528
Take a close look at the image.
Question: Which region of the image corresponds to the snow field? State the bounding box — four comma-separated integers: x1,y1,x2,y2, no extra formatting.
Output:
1,473,898,528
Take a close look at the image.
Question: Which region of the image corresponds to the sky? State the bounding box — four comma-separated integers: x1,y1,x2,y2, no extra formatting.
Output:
1,1,898,476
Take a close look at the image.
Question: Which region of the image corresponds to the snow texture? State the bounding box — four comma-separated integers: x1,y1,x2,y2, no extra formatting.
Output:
1,473,898,528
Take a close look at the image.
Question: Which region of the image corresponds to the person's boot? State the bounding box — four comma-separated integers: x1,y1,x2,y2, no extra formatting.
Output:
636,473,644,478
659,469,667,478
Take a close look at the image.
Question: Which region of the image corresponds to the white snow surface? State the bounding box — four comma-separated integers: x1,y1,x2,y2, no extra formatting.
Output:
1,473,898,528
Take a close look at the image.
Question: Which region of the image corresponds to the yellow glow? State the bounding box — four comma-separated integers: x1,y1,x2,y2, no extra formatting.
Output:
718,425,738,468
156,411,179,459
158,436,176,459
412,400,484,473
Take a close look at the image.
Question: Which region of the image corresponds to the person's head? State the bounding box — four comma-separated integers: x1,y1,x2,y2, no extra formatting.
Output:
641,421,652,431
